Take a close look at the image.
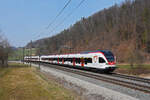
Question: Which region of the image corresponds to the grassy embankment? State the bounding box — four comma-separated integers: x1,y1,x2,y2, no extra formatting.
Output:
115,64,150,75
0,63,79,100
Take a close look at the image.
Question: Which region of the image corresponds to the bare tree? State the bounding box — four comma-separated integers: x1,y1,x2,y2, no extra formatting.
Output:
0,34,10,67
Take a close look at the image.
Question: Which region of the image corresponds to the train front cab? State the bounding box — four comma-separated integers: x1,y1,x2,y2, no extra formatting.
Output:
99,51,116,73
96,56,116,73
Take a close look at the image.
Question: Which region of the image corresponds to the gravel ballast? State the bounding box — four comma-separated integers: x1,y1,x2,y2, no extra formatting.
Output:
28,63,139,100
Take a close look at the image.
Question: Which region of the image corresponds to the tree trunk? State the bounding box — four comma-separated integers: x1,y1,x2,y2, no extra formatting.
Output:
2,59,4,65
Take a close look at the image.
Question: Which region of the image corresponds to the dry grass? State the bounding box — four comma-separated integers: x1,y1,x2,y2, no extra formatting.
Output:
115,64,150,75
0,63,78,100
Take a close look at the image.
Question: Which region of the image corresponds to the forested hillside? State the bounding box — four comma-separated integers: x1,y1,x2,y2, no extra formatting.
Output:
27,0,150,63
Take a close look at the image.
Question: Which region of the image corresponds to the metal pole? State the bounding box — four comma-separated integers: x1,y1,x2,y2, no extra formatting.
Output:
39,54,41,69
23,47,25,64
30,40,32,67
28,48,29,64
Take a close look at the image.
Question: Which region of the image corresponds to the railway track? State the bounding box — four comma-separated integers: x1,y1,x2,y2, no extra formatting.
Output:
35,62,150,94
110,73,150,84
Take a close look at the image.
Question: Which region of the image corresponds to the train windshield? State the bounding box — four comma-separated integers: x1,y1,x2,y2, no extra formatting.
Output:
102,51,115,62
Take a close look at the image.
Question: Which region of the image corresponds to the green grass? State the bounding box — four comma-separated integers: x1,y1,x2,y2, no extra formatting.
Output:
0,68,10,78
0,63,78,100
117,64,150,69
8,62,30,67
9,48,37,61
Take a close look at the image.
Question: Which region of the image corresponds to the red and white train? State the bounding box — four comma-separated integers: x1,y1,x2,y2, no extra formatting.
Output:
24,50,116,73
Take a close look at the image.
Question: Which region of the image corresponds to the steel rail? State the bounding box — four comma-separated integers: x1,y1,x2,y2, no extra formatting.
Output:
40,63,150,94
110,73,150,84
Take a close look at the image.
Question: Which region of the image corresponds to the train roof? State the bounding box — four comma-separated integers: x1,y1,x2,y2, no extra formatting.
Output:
81,50,112,54
28,50,113,58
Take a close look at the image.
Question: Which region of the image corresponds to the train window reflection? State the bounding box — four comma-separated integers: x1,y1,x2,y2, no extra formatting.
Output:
99,57,105,63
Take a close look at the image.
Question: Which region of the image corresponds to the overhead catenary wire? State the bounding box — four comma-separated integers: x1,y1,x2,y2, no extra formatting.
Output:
47,0,86,35
33,0,72,40
30,0,86,58
46,0,72,29
33,0,86,41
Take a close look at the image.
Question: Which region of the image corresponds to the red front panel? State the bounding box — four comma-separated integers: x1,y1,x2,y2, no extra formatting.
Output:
108,62,115,65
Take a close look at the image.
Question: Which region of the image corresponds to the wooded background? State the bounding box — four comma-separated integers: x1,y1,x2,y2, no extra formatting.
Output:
26,0,150,64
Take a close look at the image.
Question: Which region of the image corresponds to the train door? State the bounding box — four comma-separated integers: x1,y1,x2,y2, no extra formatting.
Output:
98,57,106,68
81,57,84,67
62,58,64,64
73,58,75,66
92,55,99,67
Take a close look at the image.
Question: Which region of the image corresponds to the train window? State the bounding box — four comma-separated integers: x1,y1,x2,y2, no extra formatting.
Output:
65,58,71,62
41,58,44,60
84,58,92,64
64,58,67,62
59,58,61,61
66,58,73,62
87,58,92,63
55,58,57,61
66,58,69,62
53,58,57,61
70,58,73,63
75,58,80,64
84,58,87,64
66,58,68,62
99,57,105,63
